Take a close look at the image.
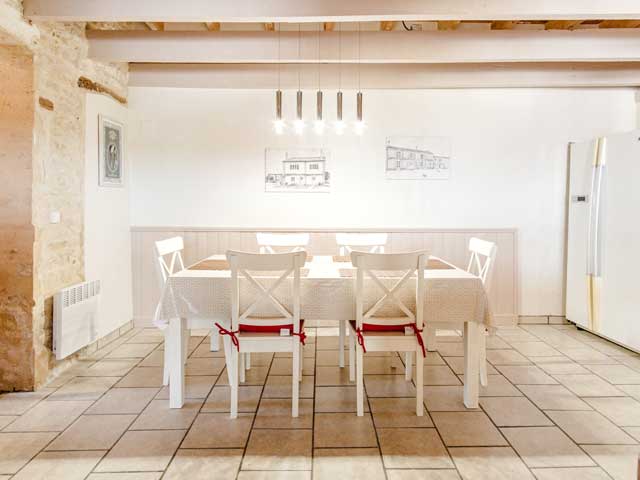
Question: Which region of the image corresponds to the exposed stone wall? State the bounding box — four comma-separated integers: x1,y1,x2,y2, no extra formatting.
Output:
0,45,35,391
0,0,129,390
31,22,128,386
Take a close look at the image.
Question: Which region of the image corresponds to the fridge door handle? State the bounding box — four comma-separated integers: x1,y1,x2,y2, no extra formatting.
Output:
593,165,606,277
587,138,606,277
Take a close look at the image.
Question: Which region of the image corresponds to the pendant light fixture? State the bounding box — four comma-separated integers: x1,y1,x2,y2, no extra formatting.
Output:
314,24,325,135
354,22,365,135
294,23,305,135
334,23,345,135
274,23,285,135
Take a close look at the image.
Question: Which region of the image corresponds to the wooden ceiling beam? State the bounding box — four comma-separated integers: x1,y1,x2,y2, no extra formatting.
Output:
545,20,583,30
323,22,335,31
598,20,640,28
437,21,460,30
205,22,220,31
25,0,640,22
263,22,275,31
491,21,516,30
380,21,395,31
87,29,640,63
145,22,164,31
129,62,640,89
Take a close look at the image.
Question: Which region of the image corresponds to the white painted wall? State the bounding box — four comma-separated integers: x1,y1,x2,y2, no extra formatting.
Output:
128,87,636,315
85,93,133,337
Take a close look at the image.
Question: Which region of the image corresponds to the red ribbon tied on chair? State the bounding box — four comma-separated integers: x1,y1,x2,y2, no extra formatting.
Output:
292,330,307,345
408,324,427,358
215,322,240,351
355,328,367,353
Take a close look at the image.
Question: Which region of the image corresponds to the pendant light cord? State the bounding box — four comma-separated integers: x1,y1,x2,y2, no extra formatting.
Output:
338,23,342,91
298,23,301,91
277,23,281,90
357,22,361,92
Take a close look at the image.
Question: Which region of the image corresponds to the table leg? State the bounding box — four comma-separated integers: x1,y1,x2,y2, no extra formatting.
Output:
222,335,233,385
339,319,346,368
463,321,480,409
169,317,186,409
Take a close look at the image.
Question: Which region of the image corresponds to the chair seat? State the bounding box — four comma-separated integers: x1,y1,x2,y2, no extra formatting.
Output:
239,318,306,335
348,320,416,337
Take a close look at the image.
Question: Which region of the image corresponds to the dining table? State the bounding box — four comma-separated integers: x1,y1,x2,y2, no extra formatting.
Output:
155,254,493,409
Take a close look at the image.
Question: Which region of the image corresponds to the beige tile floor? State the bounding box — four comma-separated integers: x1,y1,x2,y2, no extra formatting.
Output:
1,323,640,479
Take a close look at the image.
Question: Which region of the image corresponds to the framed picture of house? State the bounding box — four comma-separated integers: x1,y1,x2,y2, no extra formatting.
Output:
265,148,331,193
98,115,124,187
385,136,451,180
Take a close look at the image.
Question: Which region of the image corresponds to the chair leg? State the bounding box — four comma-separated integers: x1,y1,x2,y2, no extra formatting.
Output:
246,352,251,370
230,348,239,419
210,328,219,352
239,351,246,383
479,327,488,387
356,344,364,417
162,330,170,386
299,348,304,381
426,324,437,352
349,333,356,382
222,335,233,385
416,345,424,416
338,320,346,368
292,341,300,417
404,352,413,381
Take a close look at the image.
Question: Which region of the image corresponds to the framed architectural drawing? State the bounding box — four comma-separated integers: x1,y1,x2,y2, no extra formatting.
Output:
265,148,331,193
385,136,451,180
98,115,124,187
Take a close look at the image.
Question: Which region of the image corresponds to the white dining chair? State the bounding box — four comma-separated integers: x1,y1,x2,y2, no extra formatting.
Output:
425,237,497,387
466,237,497,386
154,236,220,386
257,232,310,254
251,232,309,371
348,250,428,417
334,233,389,369
217,250,307,418
336,232,388,256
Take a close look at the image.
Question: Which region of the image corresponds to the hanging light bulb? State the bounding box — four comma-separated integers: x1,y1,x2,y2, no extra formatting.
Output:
334,91,345,135
274,89,285,135
314,90,325,134
294,90,305,135
355,91,365,135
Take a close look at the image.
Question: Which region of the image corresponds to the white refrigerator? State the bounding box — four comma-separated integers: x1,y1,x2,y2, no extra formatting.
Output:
566,130,640,352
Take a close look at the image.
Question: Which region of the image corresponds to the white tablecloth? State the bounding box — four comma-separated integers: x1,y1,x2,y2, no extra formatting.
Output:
155,255,492,327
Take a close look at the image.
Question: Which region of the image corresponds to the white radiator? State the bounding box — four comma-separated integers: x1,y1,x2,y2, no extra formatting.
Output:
53,280,101,360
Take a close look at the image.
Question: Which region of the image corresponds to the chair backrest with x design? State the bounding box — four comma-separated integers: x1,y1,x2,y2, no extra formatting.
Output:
350,251,427,330
226,250,307,333
336,233,388,256
467,237,498,292
154,236,186,290
256,233,310,254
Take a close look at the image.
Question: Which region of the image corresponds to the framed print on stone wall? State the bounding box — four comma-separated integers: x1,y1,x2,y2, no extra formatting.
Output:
98,115,124,187
265,147,331,193
385,136,451,180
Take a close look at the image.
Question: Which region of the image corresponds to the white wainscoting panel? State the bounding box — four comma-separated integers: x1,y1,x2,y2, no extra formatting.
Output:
131,227,518,326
